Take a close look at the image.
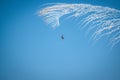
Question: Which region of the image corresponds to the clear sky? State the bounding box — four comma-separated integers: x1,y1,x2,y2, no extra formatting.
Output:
1,0,120,80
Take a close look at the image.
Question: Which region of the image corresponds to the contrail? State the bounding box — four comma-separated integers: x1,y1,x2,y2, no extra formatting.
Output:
38,3,120,47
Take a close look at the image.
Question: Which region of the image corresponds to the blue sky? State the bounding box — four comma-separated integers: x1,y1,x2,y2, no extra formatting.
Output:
1,0,120,80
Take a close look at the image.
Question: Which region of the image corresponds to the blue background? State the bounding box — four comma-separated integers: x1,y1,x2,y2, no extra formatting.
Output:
1,0,120,80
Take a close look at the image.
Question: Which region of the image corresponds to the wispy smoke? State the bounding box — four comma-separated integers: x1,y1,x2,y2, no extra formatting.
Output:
38,3,120,47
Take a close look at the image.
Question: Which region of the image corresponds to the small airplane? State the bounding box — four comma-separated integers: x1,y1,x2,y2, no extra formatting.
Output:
61,35,64,40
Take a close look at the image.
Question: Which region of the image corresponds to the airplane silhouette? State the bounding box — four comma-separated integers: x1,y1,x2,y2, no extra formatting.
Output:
61,35,64,40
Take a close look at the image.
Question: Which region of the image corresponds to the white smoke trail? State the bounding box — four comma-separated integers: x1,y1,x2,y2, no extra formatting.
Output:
38,3,120,47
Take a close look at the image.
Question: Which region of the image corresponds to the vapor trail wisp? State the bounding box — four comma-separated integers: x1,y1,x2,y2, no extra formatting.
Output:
38,3,120,47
